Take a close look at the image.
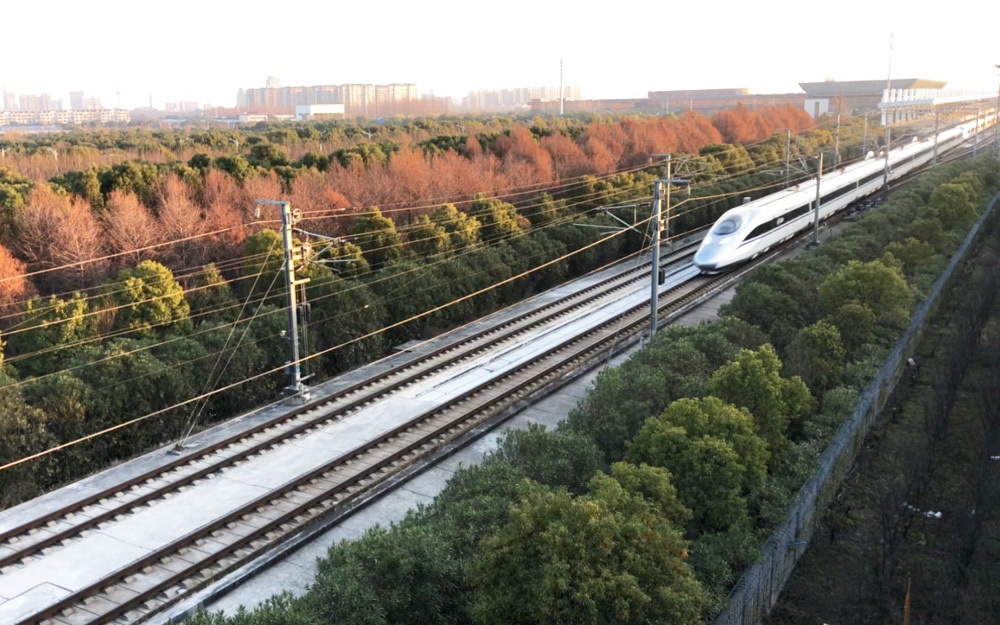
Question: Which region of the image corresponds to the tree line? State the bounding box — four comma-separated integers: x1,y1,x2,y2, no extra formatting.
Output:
0,107,821,315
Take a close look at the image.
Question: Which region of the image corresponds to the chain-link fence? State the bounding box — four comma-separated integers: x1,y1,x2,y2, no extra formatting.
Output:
713,190,1000,625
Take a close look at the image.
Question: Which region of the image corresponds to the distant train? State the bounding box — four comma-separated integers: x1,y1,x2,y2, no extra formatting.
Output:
693,116,993,272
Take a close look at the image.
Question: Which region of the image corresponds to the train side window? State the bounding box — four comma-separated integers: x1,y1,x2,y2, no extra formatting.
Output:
746,219,777,240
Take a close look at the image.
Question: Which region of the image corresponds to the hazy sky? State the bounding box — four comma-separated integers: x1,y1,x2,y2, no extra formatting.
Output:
4,0,999,110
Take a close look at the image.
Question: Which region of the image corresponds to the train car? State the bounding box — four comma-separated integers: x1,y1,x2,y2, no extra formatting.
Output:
693,120,983,272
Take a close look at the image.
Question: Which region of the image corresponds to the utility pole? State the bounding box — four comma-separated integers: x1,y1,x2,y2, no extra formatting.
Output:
974,102,980,156
883,126,892,201
834,114,841,166
785,128,791,188
256,200,311,403
861,112,868,160
649,180,663,342
812,152,823,246
648,154,688,341
933,107,940,165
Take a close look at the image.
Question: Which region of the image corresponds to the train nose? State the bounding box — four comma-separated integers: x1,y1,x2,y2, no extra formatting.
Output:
693,247,719,271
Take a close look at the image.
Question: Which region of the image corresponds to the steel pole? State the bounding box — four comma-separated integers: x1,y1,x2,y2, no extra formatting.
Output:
785,128,791,188
280,202,308,402
933,108,940,166
883,126,891,201
813,153,823,246
649,180,662,342
861,113,868,160
834,114,841,166
974,103,980,156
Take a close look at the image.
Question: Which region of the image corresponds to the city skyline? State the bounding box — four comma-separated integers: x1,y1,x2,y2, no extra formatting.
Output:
3,0,999,111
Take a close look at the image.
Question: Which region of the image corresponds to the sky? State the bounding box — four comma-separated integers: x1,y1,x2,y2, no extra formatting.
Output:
3,0,999,110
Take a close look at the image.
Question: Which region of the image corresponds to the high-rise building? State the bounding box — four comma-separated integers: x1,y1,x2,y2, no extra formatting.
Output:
70,91,84,110
2,89,15,112
19,94,40,112
240,80,419,118
461,86,581,112
83,96,104,109
266,76,281,88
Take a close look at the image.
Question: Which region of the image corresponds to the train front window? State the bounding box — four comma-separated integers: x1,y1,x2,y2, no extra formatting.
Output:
712,216,742,236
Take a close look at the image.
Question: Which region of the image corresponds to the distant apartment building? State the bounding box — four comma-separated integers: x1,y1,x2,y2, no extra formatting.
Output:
82,96,104,109
239,80,420,118
19,94,39,112
14,93,61,112
462,86,582,112
0,109,130,126
165,101,201,113
2,90,15,111
70,91,84,110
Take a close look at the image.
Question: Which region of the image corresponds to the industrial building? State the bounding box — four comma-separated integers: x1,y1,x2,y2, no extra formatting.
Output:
799,78,948,117
295,104,345,120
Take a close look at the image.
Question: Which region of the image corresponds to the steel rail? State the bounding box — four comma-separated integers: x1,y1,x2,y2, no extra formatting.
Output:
0,243,701,575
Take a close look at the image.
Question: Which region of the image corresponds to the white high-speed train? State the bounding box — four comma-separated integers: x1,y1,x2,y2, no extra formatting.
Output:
693,117,993,272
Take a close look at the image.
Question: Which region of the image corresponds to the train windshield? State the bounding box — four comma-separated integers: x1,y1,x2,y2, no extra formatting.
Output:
712,216,742,235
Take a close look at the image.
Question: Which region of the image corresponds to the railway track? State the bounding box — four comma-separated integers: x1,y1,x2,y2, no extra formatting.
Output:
20,248,768,625
2,242,707,625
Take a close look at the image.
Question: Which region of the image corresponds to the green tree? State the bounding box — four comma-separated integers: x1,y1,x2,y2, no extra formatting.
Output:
720,264,819,351
699,143,755,175
707,344,810,456
883,238,938,276
908,215,947,252
407,214,451,257
432,204,482,249
829,302,876,355
818,259,915,329
5,293,99,376
0,381,55,506
649,397,768,493
785,320,846,395
309,276,387,374
605,462,691,527
472,473,704,625
352,207,403,268
239,229,286,301
98,161,162,206
322,241,369,278
185,264,236,320
951,171,982,204
308,524,464,625
21,373,94,482
492,423,605,495
528,193,560,225
187,153,212,172
627,420,751,534
248,142,290,168
419,460,530,562
110,261,191,336
213,155,253,181
470,194,520,242
49,167,102,208
929,181,976,229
